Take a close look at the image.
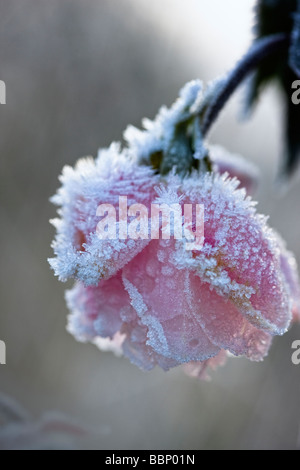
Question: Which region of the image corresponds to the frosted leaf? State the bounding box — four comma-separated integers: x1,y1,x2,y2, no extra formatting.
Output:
194,138,209,162
193,76,227,116
124,80,203,165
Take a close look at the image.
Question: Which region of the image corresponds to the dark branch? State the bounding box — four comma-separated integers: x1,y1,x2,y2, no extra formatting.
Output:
201,33,290,137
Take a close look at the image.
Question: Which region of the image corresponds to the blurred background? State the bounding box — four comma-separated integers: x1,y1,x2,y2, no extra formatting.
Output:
0,0,300,450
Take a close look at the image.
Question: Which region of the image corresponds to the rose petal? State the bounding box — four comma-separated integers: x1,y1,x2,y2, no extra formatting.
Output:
122,240,220,364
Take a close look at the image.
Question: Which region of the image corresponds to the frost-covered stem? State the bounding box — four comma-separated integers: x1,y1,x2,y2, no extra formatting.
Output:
202,33,289,137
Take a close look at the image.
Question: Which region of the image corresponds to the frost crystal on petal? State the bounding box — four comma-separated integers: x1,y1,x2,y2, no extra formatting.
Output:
167,171,293,338
210,145,260,194
184,351,228,381
49,144,159,286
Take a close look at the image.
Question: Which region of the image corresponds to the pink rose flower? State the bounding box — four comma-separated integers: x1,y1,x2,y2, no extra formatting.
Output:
49,81,300,379
50,149,300,377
